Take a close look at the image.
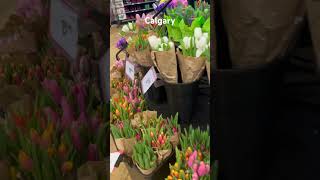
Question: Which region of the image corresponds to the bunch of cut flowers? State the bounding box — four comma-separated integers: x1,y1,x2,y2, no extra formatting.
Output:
0,76,107,179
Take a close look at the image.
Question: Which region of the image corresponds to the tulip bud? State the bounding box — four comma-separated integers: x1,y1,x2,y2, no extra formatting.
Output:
61,161,73,174
58,143,67,160
87,144,98,161
18,151,33,172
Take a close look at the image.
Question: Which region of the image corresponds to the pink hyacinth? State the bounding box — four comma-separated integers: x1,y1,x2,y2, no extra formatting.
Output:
42,79,63,105
61,96,75,130
43,107,59,123
87,144,98,161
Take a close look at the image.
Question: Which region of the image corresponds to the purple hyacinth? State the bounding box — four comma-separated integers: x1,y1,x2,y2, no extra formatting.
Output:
116,37,128,50
155,3,166,12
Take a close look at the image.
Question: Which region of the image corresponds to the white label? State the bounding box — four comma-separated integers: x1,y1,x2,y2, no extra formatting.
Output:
50,0,78,60
141,67,157,94
125,60,135,81
110,152,121,173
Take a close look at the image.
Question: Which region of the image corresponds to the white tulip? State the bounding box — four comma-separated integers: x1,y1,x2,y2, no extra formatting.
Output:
158,47,164,51
183,37,192,49
162,36,169,43
196,48,205,58
128,23,133,30
148,35,161,50
196,36,208,50
203,33,209,40
169,42,174,49
194,27,202,40
122,25,129,33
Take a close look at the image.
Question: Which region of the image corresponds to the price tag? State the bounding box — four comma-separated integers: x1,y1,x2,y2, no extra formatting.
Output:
50,0,79,60
125,60,135,81
141,67,157,94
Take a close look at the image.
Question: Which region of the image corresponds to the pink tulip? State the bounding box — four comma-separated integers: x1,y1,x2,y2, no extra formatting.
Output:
61,96,75,130
42,79,63,105
197,161,207,176
87,144,98,161
205,164,210,175
90,116,101,132
192,172,199,180
43,107,59,123
188,150,198,167
78,112,88,126
72,83,87,113
71,125,82,151
123,85,129,94
115,60,124,69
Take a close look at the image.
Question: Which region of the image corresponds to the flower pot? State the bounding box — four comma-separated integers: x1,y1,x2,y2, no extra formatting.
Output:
206,61,210,84
114,138,125,152
170,132,180,148
164,81,199,124
135,162,157,176
157,148,172,163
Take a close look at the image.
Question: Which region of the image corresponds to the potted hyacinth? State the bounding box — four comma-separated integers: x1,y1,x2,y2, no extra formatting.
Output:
148,35,178,84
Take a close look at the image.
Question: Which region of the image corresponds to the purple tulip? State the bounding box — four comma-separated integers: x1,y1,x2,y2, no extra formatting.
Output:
61,96,75,130
116,38,128,50
87,144,98,161
41,79,63,105
43,107,59,123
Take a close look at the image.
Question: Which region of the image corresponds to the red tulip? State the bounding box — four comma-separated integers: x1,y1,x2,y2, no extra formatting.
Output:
41,78,63,105
12,113,27,129
30,128,40,144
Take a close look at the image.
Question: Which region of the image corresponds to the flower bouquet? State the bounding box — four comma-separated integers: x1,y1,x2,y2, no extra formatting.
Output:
165,113,181,147
177,27,209,83
127,14,153,67
142,127,172,163
148,35,178,83
111,120,137,156
132,142,157,175
0,75,107,180
166,126,211,180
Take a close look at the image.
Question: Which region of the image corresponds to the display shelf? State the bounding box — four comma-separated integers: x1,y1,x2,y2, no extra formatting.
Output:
123,0,156,6
125,8,154,14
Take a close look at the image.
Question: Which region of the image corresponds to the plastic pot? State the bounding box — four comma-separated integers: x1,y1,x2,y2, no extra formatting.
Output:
214,61,283,180
164,81,199,124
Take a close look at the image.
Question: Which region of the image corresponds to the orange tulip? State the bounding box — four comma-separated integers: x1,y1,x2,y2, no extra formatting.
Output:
61,161,73,174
